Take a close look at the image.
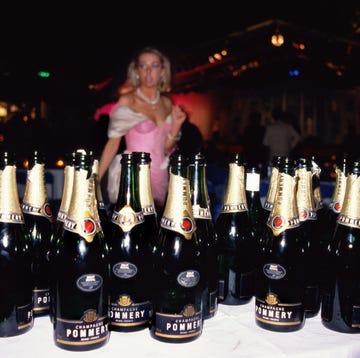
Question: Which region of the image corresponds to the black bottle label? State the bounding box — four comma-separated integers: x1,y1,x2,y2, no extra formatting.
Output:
263,263,287,280
177,270,200,287
55,312,109,347
255,296,303,326
109,295,151,326
33,288,50,313
17,302,33,331
111,206,144,232
112,262,138,279
76,274,103,292
154,305,202,340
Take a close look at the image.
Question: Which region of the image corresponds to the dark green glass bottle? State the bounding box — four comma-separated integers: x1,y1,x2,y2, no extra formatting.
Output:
255,156,306,332
245,165,266,246
92,157,111,241
52,151,109,351
49,150,75,323
321,159,360,333
0,151,34,337
134,152,159,256
189,152,218,319
150,152,203,343
320,154,348,298
21,150,54,317
263,156,282,224
296,157,320,318
107,152,152,332
215,154,255,305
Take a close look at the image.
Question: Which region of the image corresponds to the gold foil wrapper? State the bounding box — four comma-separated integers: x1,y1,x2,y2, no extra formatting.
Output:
0,165,24,223
161,172,195,240
296,168,317,222
65,168,102,242
57,164,75,222
329,168,347,213
192,204,212,219
337,174,360,229
22,163,53,221
139,163,156,215
221,163,247,213
268,172,300,236
264,166,279,211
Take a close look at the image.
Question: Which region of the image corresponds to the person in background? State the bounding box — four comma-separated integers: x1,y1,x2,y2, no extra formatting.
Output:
241,110,268,177
263,107,301,162
98,46,186,212
176,114,203,157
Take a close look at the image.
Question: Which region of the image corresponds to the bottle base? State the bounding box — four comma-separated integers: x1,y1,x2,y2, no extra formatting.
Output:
149,328,202,343
54,335,110,351
256,320,305,332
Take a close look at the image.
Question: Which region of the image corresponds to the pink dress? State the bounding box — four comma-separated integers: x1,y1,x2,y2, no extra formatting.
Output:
107,105,172,209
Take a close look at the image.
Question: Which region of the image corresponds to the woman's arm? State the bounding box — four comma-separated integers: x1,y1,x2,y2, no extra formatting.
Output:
164,104,186,154
99,136,122,180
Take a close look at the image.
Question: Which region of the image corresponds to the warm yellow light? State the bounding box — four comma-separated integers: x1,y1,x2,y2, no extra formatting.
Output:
56,158,65,168
271,33,284,47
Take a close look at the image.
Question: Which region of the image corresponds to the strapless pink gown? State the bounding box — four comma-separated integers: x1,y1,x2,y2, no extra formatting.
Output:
108,105,172,210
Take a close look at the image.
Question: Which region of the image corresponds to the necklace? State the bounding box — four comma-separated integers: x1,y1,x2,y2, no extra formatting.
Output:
136,87,160,107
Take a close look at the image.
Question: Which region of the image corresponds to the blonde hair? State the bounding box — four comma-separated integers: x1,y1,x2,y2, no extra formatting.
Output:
127,46,171,92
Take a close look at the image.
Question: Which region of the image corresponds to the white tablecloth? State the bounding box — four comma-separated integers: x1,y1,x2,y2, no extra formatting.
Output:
3,299,360,358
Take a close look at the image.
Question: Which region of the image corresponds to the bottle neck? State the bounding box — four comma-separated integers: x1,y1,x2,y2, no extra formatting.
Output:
0,164,24,223
329,168,347,213
296,167,317,221
115,159,142,212
221,163,247,213
22,162,52,219
268,171,300,235
189,162,212,219
264,166,279,211
161,166,195,240
65,166,102,243
338,173,360,227
58,163,75,221
138,162,156,214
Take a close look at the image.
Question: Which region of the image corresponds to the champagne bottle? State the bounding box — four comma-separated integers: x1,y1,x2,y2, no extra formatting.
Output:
134,151,159,256
320,154,348,297
263,156,282,222
0,151,34,337
108,152,152,332
53,151,109,351
92,157,111,241
189,152,218,319
21,150,54,317
215,154,256,305
150,152,203,343
321,159,360,333
245,165,266,245
255,156,306,332
49,150,75,322
296,157,320,318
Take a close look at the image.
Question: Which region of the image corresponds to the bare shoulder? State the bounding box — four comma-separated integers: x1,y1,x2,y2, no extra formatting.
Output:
118,90,136,106
161,94,173,112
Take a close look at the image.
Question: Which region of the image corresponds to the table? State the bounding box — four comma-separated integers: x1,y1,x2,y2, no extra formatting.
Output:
3,299,360,358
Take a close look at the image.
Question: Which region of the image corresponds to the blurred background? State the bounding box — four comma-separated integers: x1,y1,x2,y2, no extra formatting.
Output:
0,1,359,182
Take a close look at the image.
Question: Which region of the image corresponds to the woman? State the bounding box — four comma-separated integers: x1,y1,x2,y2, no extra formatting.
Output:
99,46,186,212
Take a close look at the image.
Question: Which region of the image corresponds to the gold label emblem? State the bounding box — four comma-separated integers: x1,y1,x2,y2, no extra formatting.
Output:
118,295,132,306
265,293,279,305
82,309,98,322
